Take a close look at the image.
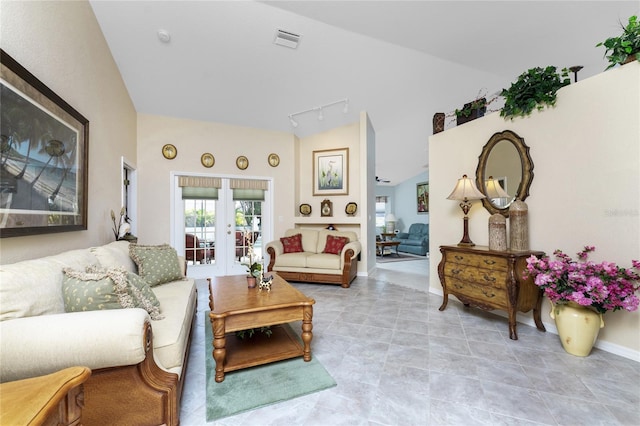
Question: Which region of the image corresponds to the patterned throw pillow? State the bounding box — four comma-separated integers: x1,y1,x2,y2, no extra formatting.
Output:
129,244,184,287
323,235,349,255
62,268,131,313
281,234,303,254
84,265,164,320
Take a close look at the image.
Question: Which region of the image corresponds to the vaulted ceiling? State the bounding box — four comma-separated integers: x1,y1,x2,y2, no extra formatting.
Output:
90,1,638,185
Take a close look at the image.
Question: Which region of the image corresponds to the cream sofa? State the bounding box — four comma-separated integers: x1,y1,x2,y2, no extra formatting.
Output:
0,241,196,426
265,228,361,288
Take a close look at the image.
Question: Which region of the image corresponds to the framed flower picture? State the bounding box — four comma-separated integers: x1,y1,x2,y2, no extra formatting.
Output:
313,148,348,196
417,181,429,213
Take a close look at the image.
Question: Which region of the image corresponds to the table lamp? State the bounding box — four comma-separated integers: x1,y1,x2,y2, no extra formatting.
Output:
447,174,486,246
385,213,397,233
485,176,510,199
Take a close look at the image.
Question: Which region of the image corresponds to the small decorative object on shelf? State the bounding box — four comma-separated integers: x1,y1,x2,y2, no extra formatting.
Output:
525,246,640,356
321,199,333,217
162,143,177,159
299,203,311,216
509,199,529,251
268,153,280,167
236,155,249,170
111,207,136,242
201,153,215,168
325,224,337,231
488,213,507,251
345,202,357,216
259,271,273,292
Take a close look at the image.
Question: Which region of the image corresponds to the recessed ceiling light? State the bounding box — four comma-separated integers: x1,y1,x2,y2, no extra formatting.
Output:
157,29,171,43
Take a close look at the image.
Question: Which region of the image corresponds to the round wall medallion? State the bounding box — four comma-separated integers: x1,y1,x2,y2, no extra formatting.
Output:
299,203,312,216
162,143,177,160
236,155,249,170
268,153,280,167
201,153,215,168
345,202,358,216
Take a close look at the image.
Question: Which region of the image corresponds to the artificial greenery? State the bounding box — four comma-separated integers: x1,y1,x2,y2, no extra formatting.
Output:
235,326,273,340
455,98,487,118
499,66,570,119
596,15,640,70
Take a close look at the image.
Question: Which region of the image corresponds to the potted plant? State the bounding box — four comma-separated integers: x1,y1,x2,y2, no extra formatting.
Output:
499,66,570,120
525,246,640,356
596,15,640,70
235,326,272,340
241,230,262,288
455,97,487,125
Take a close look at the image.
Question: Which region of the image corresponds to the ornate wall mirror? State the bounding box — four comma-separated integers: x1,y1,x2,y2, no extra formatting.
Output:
475,130,534,216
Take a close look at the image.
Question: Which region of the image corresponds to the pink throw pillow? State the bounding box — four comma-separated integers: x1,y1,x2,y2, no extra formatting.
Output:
323,235,349,255
281,234,303,253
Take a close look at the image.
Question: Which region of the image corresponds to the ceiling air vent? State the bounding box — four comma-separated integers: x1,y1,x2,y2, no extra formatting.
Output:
274,29,301,49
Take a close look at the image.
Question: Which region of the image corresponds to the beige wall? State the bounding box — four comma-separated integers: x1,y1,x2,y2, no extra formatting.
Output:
429,62,640,359
136,114,296,244
1,0,137,263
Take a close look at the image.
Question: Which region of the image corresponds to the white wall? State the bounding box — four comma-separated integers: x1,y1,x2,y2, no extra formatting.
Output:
394,171,429,232
1,0,137,263
429,62,640,359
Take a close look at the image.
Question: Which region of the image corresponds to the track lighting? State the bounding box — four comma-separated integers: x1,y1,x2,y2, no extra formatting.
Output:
288,98,349,127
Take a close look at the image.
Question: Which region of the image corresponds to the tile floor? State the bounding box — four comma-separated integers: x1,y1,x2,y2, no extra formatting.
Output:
179,258,640,425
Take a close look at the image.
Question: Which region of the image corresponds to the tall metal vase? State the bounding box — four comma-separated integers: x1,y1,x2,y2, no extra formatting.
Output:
550,301,604,356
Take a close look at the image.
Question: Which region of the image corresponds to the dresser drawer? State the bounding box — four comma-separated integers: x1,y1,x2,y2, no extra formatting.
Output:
447,252,508,271
447,276,508,308
444,263,507,289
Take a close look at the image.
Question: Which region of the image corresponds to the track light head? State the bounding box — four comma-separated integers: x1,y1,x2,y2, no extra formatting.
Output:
317,107,324,121
289,115,298,127
343,100,349,113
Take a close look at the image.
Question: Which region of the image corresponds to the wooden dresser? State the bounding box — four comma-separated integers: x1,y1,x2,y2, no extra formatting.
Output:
437,245,546,340
0,366,90,425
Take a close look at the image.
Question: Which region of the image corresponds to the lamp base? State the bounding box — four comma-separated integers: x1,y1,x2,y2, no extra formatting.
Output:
457,216,475,247
457,241,476,247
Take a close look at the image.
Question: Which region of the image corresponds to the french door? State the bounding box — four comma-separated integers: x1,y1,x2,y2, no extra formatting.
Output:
172,175,271,279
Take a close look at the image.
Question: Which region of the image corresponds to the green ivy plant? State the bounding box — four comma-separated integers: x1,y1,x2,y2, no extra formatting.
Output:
500,66,570,120
596,15,640,70
235,326,272,340
455,98,487,118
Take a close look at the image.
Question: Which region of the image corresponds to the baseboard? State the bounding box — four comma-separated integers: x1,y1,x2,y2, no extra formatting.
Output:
428,287,640,362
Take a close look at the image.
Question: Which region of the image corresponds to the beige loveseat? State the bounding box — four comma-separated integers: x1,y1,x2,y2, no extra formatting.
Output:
0,241,196,426
265,228,361,288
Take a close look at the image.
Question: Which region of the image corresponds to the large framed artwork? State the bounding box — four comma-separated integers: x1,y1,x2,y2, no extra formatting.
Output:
417,181,429,213
313,148,348,196
0,49,89,237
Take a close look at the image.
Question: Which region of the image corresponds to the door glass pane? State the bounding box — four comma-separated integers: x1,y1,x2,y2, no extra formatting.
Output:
234,200,262,266
184,199,215,265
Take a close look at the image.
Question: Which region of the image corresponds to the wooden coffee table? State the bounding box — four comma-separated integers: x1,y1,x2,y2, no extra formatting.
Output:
376,240,401,257
208,274,315,382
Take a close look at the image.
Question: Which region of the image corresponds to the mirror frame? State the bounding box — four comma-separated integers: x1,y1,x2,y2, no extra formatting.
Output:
475,130,534,217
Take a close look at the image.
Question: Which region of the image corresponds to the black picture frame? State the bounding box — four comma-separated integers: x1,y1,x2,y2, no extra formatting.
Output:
1,49,89,237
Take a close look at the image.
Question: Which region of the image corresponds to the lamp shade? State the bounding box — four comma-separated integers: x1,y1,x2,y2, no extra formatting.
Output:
447,175,486,201
484,176,510,199
385,213,397,222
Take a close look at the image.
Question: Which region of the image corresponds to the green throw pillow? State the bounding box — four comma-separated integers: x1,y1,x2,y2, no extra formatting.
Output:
129,244,184,287
62,268,130,313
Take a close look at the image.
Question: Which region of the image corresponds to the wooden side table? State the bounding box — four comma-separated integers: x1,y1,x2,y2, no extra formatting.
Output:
0,366,91,425
437,245,546,340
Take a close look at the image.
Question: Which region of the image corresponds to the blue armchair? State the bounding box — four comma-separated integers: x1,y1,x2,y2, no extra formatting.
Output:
394,223,429,256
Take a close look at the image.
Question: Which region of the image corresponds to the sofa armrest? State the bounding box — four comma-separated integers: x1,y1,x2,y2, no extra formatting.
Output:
340,241,361,269
396,232,409,240
265,240,284,256
0,309,151,382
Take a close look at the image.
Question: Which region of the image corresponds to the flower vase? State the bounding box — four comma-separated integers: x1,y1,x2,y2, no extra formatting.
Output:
247,276,257,288
550,302,604,356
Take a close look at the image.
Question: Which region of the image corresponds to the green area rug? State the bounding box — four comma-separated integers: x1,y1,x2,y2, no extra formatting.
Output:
204,313,337,421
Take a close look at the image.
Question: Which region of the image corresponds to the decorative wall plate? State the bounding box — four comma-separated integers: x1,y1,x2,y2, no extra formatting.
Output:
236,155,249,170
268,153,280,167
201,153,215,168
321,199,333,217
162,143,177,160
299,203,311,216
345,202,358,216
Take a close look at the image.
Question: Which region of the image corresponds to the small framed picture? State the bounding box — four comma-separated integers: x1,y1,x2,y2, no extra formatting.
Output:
417,182,429,213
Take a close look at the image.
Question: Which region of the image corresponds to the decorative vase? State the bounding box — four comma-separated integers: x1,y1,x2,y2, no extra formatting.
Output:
509,199,529,251
488,213,507,251
247,276,257,288
550,301,604,357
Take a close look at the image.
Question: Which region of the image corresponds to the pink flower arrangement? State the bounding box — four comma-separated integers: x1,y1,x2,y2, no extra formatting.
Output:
525,246,640,314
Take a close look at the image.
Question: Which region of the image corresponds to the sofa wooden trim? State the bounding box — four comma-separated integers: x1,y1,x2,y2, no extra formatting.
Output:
267,247,357,288
82,308,196,426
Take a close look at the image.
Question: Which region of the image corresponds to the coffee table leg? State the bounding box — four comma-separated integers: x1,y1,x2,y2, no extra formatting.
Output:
211,317,227,382
301,305,313,362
